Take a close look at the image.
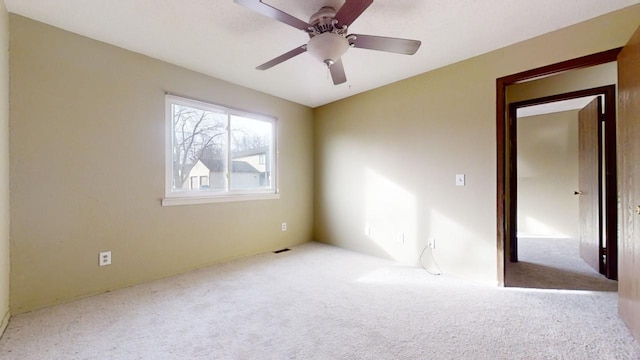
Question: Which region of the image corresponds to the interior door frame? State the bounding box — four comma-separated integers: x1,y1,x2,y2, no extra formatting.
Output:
507,85,617,278
496,48,621,285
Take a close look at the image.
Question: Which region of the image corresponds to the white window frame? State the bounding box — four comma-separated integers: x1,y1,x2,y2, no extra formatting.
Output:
162,95,279,206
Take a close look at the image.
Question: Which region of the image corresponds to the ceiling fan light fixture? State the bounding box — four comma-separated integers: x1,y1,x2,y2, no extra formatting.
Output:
307,32,349,66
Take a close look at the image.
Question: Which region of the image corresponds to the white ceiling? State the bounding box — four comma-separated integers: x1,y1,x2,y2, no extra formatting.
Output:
5,0,640,108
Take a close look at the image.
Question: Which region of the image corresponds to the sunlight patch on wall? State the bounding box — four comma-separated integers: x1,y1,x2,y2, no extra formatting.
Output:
429,209,491,279
364,168,417,264
517,216,570,239
429,209,476,248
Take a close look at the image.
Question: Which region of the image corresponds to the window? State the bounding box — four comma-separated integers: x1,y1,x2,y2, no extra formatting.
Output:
190,176,199,190
199,176,209,189
163,95,277,206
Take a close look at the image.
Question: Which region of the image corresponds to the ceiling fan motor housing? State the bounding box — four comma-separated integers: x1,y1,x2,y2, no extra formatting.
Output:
307,7,350,66
309,7,342,35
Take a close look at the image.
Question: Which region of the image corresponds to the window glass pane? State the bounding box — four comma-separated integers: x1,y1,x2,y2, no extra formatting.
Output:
229,115,273,190
172,104,227,191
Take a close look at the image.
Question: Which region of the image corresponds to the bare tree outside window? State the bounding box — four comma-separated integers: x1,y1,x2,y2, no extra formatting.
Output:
167,96,276,198
171,105,227,190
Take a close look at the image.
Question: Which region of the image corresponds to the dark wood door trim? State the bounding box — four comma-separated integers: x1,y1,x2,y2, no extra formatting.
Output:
507,103,518,263
508,86,616,274
496,48,621,285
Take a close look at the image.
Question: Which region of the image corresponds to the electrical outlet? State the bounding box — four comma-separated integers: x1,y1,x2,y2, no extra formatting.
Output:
281,222,287,231
428,238,436,249
456,174,465,186
397,232,405,244
99,251,112,266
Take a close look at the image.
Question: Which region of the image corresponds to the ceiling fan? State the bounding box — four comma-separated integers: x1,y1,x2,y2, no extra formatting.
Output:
234,0,421,85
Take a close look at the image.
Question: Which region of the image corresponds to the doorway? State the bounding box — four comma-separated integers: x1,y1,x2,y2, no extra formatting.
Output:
507,86,617,285
495,48,622,286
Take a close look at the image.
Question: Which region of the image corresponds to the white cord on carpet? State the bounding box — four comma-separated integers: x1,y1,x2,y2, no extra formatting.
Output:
419,245,442,276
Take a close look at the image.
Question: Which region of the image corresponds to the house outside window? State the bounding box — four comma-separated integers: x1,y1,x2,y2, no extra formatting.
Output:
163,95,278,206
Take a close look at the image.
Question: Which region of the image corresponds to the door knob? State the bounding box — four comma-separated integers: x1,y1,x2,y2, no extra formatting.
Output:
574,191,583,195
636,205,640,215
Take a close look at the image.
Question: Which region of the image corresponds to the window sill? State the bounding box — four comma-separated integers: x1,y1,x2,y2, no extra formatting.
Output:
162,193,279,206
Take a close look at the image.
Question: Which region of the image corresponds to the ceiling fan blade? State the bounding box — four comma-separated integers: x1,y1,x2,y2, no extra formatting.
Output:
335,0,373,28
349,34,421,55
234,0,311,31
256,45,307,70
329,58,347,85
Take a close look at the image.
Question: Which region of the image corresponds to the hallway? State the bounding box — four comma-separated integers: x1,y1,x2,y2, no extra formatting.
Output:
505,237,617,291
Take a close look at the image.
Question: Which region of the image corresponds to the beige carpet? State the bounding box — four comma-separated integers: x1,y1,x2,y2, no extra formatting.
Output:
0,241,638,359
506,237,618,291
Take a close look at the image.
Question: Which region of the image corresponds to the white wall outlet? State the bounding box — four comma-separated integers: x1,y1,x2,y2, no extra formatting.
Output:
429,238,436,249
397,232,405,244
365,226,371,236
455,174,465,186
99,251,112,266
281,222,287,231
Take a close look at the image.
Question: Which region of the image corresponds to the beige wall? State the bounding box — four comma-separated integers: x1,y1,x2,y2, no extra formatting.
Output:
314,5,640,284
507,62,617,103
9,15,314,313
0,0,10,336
517,111,579,239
